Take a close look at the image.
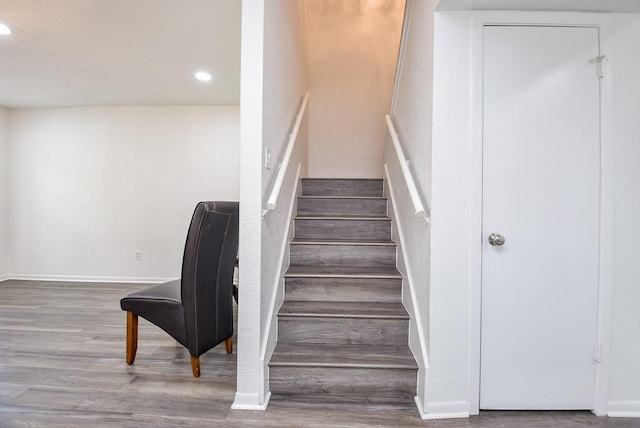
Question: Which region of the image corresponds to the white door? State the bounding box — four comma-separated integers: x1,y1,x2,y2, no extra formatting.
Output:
481,25,601,410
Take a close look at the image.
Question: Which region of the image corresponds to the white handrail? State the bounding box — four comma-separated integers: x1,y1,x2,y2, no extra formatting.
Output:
385,114,430,224
263,92,309,216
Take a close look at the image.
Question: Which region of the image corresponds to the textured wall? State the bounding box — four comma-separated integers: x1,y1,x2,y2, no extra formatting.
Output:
306,0,404,178
235,0,265,408
261,0,310,398
385,0,437,414
608,13,640,414
8,106,239,281
235,0,309,409
391,0,434,207
0,108,9,277
429,11,472,415
261,0,309,338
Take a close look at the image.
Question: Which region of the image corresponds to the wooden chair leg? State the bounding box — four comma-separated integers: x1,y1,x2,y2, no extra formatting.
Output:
126,311,138,365
225,337,233,354
191,356,200,378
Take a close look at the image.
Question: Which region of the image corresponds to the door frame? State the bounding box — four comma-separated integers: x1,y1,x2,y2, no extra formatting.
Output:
468,11,615,416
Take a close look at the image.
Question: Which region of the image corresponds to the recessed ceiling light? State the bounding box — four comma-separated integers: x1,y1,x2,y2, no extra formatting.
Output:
195,71,212,82
0,23,11,35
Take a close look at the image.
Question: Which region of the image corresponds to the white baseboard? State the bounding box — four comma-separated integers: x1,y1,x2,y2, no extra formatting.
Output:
0,274,10,282
231,391,271,411
608,400,640,417
416,399,469,420
6,274,175,284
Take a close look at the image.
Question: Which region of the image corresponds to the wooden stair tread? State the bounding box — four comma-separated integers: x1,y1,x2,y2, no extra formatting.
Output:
290,238,395,246
284,275,402,303
302,178,383,181
285,265,401,278
269,394,417,410
270,343,418,369
297,196,388,217
295,215,390,220
298,195,387,200
278,300,408,319
301,179,384,197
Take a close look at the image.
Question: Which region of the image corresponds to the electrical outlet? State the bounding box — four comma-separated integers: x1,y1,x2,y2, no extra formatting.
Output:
135,250,142,261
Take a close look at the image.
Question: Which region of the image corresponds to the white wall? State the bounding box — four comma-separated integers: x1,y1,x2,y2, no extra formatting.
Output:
390,0,434,206
0,107,9,278
235,0,266,409
428,10,472,417
430,9,640,417
385,0,437,417
234,0,309,410
261,0,310,396
8,106,239,282
607,14,640,416
306,0,404,178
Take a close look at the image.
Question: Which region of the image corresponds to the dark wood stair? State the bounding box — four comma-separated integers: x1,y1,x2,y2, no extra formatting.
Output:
269,178,417,409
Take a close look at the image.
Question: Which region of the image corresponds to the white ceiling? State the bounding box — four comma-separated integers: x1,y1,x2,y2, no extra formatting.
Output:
0,0,241,108
437,0,640,12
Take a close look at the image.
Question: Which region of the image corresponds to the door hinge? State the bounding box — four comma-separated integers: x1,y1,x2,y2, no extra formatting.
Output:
594,342,602,363
590,55,606,79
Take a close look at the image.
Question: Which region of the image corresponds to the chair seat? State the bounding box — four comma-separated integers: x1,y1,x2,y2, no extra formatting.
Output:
121,279,187,346
121,279,181,306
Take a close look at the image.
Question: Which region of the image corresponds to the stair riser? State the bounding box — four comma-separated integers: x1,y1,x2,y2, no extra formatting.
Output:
290,244,396,267
295,219,391,241
285,277,402,302
269,366,416,399
297,198,387,217
301,179,383,197
278,317,408,345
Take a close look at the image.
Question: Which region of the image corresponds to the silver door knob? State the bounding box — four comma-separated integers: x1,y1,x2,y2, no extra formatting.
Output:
488,233,505,246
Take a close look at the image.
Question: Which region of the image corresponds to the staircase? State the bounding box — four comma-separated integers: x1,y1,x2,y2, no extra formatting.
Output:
269,178,417,408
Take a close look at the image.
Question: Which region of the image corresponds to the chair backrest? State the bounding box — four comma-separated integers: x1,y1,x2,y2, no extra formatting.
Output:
180,201,239,357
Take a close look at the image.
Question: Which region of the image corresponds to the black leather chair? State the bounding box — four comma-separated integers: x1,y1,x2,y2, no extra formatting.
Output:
120,201,239,377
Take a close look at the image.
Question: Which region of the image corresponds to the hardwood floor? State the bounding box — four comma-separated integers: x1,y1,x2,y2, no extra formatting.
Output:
0,279,638,427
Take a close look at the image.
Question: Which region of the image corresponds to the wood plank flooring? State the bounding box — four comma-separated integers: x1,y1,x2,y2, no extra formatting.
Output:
1,279,639,427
